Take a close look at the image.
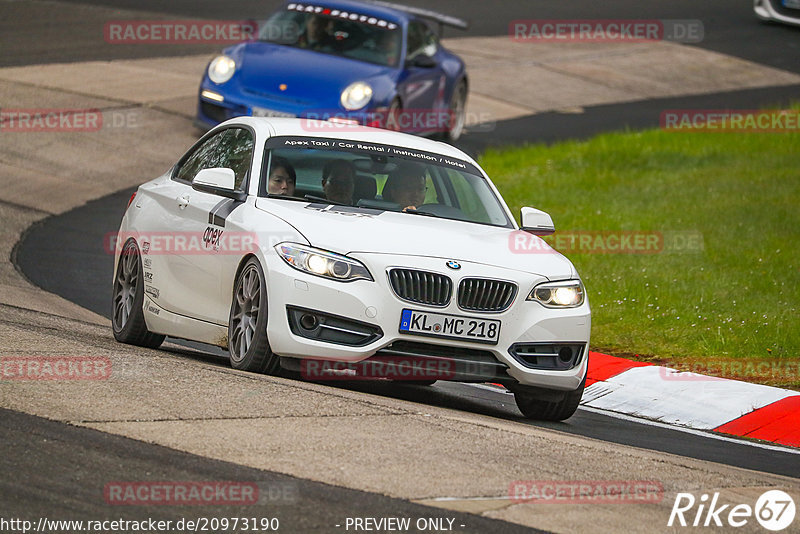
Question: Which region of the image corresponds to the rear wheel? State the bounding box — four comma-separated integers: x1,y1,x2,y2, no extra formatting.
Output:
111,239,165,349
513,376,586,421
444,80,467,142
397,380,437,386
228,258,281,374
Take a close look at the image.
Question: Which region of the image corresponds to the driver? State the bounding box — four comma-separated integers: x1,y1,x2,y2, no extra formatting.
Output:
382,162,427,211
297,14,334,51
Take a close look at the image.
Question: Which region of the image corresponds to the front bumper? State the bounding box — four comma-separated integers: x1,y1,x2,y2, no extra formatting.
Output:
263,251,591,391
196,81,381,130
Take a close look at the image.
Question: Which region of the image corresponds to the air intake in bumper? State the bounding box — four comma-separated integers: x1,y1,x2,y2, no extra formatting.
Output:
287,306,382,347
509,343,585,370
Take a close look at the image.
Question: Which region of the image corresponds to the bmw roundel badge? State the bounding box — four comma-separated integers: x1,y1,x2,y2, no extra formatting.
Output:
446,260,461,270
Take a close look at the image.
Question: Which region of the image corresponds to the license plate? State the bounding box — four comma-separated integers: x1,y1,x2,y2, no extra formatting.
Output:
399,309,501,345
251,106,295,118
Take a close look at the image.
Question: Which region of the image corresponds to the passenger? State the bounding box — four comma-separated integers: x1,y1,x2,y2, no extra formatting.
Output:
382,163,427,211
321,160,355,205
377,30,400,66
267,156,296,196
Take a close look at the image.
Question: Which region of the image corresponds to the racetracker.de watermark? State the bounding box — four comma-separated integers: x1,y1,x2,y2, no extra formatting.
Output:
509,480,664,504
661,109,800,132
509,230,704,255
298,108,495,134
0,356,111,380
659,360,800,382
510,19,703,43
301,356,457,381
104,482,258,506
0,109,142,132
104,20,268,44
108,231,261,256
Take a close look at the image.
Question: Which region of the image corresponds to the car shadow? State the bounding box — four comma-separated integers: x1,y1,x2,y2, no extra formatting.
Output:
159,339,581,428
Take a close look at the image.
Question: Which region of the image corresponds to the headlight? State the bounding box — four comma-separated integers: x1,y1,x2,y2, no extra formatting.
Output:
340,81,373,110
208,55,236,84
528,280,585,308
276,243,373,282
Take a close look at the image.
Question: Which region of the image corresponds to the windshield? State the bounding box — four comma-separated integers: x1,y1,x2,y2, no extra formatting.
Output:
260,136,513,228
258,7,402,67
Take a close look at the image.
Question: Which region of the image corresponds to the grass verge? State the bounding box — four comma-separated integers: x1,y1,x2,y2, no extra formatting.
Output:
480,119,799,389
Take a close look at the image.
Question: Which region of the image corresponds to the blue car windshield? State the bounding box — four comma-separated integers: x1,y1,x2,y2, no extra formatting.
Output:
258,8,402,67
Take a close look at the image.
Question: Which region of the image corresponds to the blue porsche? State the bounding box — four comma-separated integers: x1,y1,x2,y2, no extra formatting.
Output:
195,0,470,141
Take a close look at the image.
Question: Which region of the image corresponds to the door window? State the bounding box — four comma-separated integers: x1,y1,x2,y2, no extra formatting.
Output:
174,128,254,190
406,21,438,61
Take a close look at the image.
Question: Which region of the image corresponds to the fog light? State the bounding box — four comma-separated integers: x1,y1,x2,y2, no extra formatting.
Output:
300,313,318,330
201,90,224,102
558,347,573,363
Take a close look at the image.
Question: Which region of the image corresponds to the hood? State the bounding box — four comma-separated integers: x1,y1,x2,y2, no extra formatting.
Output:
237,42,391,106
256,199,576,279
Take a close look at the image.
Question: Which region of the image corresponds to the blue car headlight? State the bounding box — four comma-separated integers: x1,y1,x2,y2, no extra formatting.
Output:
276,243,373,282
208,55,236,84
340,81,373,110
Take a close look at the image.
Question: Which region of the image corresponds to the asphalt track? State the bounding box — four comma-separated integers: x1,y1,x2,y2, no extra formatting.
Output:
4,0,800,73
1,408,541,534
3,0,797,155
5,0,800,531
14,187,800,479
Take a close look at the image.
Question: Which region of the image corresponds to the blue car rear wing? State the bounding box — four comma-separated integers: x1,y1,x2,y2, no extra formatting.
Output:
366,0,469,32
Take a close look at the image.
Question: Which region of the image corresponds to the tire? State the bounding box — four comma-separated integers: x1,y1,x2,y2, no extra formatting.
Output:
112,239,165,349
385,98,402,131
444,80,467,142
513,376,586,421
228,258,282,374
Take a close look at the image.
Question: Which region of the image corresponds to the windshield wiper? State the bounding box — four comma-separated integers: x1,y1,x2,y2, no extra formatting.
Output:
266,194,308,202
304,194,350,206
401,208,439,218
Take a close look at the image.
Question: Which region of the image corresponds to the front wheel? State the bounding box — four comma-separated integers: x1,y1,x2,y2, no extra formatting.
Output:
513,376,586,421
228,258,281,374
385,98,402,131
111,239,165,349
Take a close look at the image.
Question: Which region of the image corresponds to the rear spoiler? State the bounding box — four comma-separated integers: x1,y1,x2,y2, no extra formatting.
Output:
366,1,470,33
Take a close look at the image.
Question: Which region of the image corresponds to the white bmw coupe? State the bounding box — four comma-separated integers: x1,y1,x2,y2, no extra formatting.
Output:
112,118,591,420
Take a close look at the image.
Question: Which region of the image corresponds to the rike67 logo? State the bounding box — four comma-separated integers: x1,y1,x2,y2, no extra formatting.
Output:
668,490,796,531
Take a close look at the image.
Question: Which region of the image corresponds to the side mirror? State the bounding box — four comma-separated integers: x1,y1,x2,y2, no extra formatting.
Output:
410,54,437,68
520,207,555,236
192,168,246,201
